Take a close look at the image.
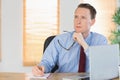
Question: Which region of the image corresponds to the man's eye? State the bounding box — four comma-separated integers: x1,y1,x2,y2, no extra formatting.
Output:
74,16,78,19
81,16,86,19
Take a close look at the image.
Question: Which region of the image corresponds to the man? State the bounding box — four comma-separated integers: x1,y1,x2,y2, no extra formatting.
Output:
32,3,107,76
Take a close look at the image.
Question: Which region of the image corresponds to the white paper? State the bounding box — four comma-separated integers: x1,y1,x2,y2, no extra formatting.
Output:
26,73,51,79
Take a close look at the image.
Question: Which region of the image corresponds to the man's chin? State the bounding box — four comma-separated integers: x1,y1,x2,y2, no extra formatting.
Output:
75,31,83,33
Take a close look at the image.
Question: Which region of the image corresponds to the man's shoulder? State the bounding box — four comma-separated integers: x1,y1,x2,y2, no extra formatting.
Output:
56,31,74,39
91,32,106,38
90,32,108,44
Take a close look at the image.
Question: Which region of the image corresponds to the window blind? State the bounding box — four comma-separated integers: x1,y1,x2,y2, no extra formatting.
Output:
23,0,59,66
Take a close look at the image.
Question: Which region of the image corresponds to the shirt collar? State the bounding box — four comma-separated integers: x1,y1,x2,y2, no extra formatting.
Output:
85,32,92,46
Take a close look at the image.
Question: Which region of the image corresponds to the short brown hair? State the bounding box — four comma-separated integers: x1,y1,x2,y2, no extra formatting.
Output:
76,3,97,19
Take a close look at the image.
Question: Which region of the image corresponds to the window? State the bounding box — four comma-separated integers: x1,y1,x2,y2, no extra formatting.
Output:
23,0,60,66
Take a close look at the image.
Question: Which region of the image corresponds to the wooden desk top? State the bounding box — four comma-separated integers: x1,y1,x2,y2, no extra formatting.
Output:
0,72,119,80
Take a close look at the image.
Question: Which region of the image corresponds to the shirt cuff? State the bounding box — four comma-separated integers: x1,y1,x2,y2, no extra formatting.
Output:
38,63,49,73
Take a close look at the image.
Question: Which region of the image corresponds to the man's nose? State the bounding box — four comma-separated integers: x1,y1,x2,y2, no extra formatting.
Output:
77,19,81,24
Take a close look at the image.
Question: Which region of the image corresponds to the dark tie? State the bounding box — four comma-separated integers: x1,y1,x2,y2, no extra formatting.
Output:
78,46,86,72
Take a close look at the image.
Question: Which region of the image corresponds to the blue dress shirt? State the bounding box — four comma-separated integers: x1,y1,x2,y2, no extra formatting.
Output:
39,31,108,73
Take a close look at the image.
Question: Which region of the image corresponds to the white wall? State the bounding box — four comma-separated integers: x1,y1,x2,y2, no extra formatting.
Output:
0,0,80,72
60,0,80,33
0,0,32,73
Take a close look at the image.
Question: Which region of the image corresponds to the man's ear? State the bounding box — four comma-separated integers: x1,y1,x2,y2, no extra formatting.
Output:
90,19,95,26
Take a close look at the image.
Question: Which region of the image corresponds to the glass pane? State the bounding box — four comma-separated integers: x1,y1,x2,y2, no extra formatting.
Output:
23,0,59,66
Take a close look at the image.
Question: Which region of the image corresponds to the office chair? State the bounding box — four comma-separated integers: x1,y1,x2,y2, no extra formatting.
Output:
43,35,58,73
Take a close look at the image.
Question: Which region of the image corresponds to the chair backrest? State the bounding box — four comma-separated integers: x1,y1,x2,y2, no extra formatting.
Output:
43,36,56,52
43,35,58,73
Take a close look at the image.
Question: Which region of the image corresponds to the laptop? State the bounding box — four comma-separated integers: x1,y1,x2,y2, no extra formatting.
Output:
89,44,119,80
62,44,119,80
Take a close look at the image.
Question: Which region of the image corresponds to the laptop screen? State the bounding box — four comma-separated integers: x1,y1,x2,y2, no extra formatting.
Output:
89,44,119,80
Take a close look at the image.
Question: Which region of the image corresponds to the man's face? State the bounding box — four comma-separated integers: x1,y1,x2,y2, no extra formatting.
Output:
74,8,95,34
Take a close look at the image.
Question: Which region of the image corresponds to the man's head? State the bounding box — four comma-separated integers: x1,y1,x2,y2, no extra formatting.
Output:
74,3,97,37
77,3,96,19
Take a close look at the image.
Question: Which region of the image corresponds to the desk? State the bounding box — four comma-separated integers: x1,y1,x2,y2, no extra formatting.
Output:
0,72,119,80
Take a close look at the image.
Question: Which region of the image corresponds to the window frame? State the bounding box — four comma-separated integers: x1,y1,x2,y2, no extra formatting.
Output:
23,0,60,66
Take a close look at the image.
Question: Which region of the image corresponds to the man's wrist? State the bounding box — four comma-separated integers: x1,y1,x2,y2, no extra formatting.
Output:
81,41,89,51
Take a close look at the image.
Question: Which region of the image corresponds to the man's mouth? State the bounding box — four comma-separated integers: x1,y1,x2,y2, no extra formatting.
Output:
76,26,81,28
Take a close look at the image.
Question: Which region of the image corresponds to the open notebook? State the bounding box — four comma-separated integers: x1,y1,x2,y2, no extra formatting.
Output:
26,73,51,79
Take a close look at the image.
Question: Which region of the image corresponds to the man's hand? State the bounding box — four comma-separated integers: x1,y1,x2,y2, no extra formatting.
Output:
32,66,45,76
73,32,89,51
73,32,84,44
